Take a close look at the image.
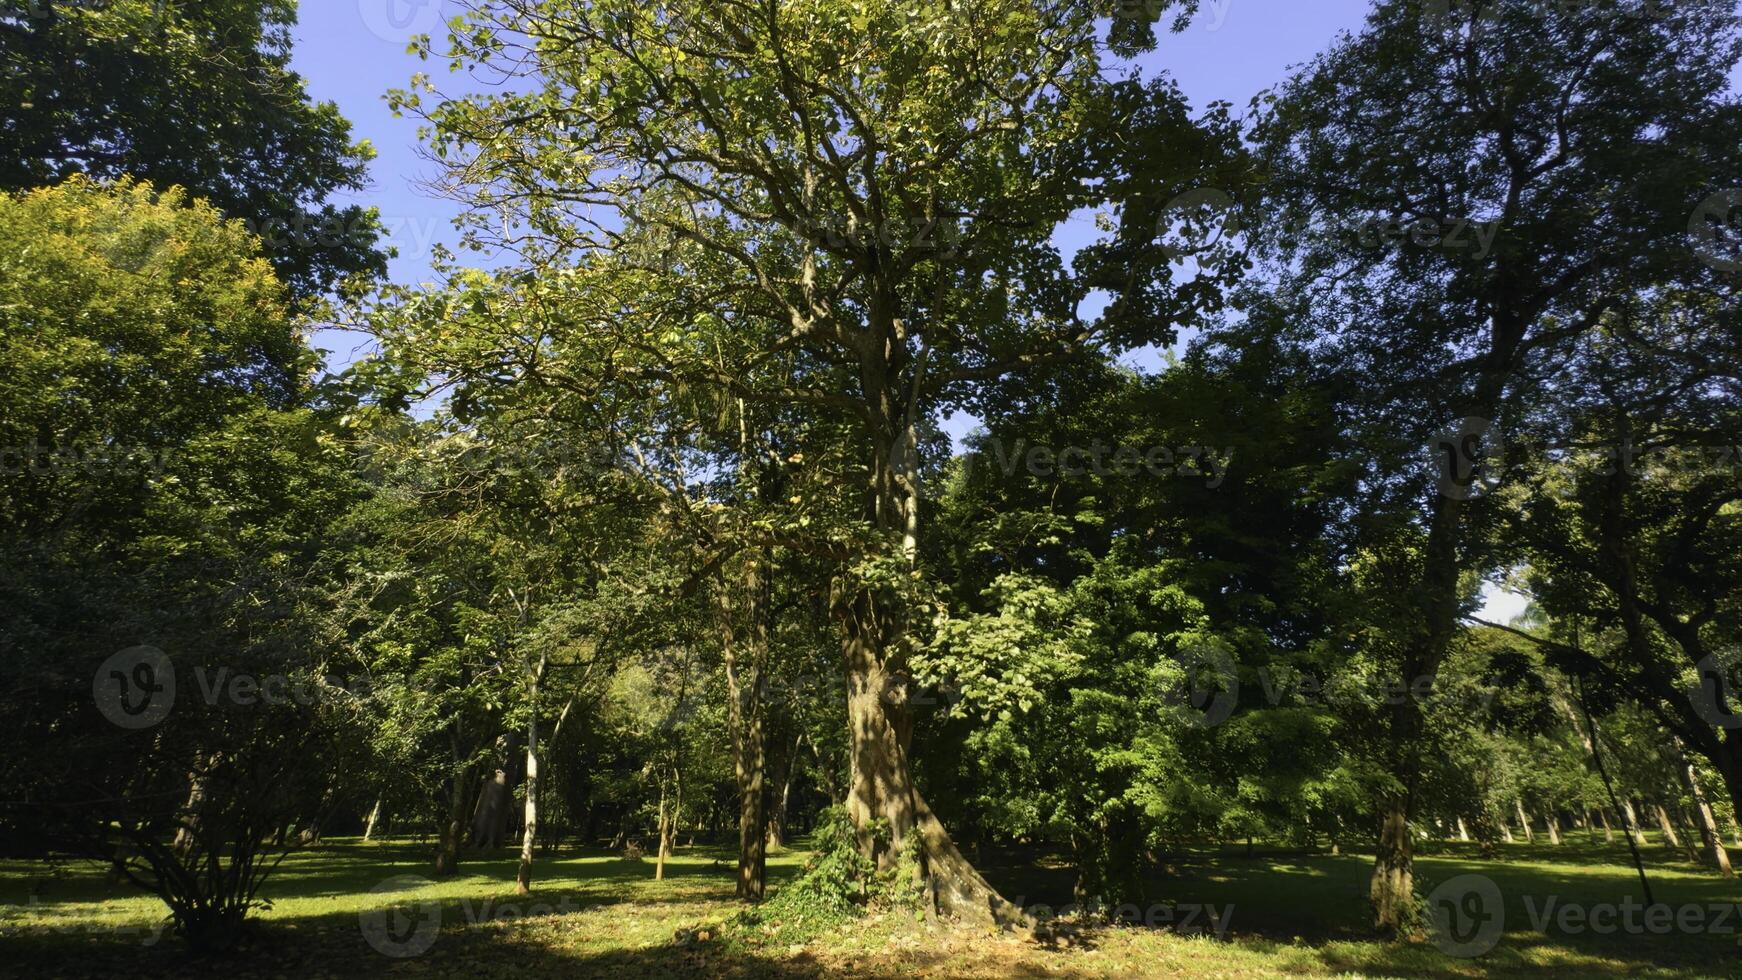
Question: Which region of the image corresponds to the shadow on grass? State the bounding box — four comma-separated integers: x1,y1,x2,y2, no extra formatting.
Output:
975,838,1742,978
6,836,1739,979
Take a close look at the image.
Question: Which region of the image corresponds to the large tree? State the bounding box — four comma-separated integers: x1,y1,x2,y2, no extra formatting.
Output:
382,0,1247,921
1256,0,1742,929
0,177,367,949
0,0,385,298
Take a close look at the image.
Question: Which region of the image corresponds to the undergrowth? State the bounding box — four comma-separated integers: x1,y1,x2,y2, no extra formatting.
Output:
720,809,923,949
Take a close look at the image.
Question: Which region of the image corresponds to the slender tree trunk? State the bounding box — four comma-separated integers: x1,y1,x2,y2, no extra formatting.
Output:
768,733,798,850
1596,808,1614,843
1654,804,1682,849
1544,811,1561,845
1516,800,1534,843
655,778,671,881
434,726,475,877
434,776,470,876
1457,817,1470,842
363,799,382,842
808,732,844,806
669,771,684,866
1620,799,1647,847
172,752,222,858
1681,759,1735,877
516,701,541,894
720,555,771,901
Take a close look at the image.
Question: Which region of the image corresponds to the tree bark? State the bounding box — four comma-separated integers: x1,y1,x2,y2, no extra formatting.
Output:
172,764,212,859
1681,758,1734,877
363,799,382,842
815,371,1022,925
434,726,476,877
1620,798,1648,848
471,768,510,849
516,707,541,894
836,578,1023,925
1654,803,1682,850
1369,804,1413,931
1595,808,1614,843
1544,811,1561,845
655,778,671,881
1515,800,1534,843
434,773,470,876
719,555,771,902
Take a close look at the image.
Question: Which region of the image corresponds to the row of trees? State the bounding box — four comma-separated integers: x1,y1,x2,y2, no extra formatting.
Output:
1,0,1739,950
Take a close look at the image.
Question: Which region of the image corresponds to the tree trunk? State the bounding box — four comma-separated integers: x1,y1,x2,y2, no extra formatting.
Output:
1515,800,1534,843
434,772,471,876
172,767,211,859
1682,760,1735,877
720,556,771,902
1544,811,1561,845
1367,431,1485,931
516,709,541,894
655,779,670,881
1596,808,1614,843
836,579,1022,925
767,733,799,850
471,768,510,849
1619,798,1645,848
819,390,1021,925
1456,817,1470,842
1654,804,1682,849
1369,803,1413,932
363,799,382,842
808,732,845,806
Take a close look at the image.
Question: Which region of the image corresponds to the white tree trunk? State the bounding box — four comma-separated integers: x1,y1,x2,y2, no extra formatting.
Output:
515,708,540,894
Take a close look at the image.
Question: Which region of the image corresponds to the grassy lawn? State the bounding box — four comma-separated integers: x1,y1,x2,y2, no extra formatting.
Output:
1,835,1738,978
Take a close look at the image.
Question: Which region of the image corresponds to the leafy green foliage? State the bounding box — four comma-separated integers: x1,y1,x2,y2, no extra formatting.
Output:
725,809,918,948
0,0,385,297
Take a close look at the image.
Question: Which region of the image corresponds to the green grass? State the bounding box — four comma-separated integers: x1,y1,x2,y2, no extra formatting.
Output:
1,834,1738,978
